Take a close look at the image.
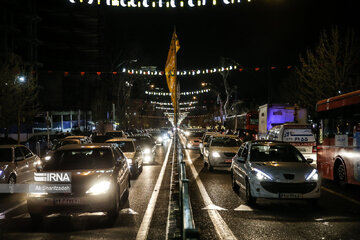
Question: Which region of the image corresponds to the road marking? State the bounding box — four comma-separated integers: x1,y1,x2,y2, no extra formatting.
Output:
0,200,26,218
202,204,227,211
120,208,139,215
183,142,238,240
321,186,360,205
234,204,253,211
136,139,173,240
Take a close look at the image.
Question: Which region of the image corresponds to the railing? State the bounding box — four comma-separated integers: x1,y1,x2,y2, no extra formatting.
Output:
176,135,199,240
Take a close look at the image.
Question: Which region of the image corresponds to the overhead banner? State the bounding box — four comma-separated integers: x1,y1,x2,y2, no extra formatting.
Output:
165,29,180,114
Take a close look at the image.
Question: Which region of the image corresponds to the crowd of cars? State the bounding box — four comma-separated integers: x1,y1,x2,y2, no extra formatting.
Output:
0,128,171,222
181,124,321,206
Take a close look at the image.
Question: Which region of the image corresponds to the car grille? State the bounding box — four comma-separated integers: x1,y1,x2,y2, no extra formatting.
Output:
260,182,317,194
223,152,236,158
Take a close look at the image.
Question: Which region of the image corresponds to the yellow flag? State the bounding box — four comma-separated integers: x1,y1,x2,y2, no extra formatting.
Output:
165,30,180,113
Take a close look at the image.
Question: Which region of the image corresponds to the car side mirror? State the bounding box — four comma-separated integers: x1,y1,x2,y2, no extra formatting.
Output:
306,158,314,164
236,156,246,163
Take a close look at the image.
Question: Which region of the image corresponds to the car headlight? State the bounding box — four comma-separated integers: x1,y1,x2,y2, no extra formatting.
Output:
143,148,151,154
33,160,42,167
127,158,133,165
306,169,319,181
157,137,163,142
44,155,51,161
212,151,221,158
86,180,111,195
252,168,273,181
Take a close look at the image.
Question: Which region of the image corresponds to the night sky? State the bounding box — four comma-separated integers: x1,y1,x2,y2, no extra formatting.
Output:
38,0,360,108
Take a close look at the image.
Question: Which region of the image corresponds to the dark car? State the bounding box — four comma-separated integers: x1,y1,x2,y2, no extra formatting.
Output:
131,135,156,163
27,143,131,221
92,135,113,143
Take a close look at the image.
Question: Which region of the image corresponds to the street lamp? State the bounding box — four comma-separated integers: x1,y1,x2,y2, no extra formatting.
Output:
16,74,26,84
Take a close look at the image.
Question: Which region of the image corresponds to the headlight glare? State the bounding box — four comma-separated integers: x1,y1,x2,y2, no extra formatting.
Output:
253,168,273,181
44,156,51,161
143,148,151,154
212,151,221,158
127,158,133,165
306,169,319,181
86,180,111,195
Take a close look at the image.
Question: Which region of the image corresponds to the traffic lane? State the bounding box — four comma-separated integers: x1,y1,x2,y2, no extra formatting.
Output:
0,143,171,239
186,148,360,240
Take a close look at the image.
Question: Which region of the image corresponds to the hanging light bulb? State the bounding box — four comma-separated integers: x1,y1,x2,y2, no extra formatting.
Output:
143,0,149,7
188,0,195,7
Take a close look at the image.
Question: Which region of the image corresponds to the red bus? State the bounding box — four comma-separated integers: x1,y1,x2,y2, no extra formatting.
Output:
316,90,360,185
236,111,259,132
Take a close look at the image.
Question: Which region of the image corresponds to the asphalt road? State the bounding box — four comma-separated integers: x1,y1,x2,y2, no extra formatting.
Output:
0,140,173,240
182,138,360,240
1,138,360,240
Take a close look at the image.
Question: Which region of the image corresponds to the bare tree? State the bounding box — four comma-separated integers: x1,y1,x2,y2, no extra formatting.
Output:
295,26,360,114
0,53,39,143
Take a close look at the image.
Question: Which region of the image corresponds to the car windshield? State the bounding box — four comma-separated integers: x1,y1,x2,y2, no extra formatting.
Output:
133,137,153,145
189,132,203,138
250,144,305,162
211,138,240,147
106,132,124,137
43,148,114,170
0,148,12,162
51,140,78,150
113,141,135,152
92,135,112,143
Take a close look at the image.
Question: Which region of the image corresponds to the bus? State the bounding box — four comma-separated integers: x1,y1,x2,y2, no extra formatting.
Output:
226,111,259,132
316,90,360,185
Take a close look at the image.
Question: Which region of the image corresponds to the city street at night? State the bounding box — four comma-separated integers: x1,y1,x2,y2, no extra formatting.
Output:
1,0,360,239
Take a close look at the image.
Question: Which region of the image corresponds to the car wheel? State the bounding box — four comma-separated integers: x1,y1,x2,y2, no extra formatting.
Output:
245,179,256,205
139,163,143,173
108,187,120,218
30,213,43,223
232,173,240,193
335,161,347,186
207,162,213,172
203,161,208,167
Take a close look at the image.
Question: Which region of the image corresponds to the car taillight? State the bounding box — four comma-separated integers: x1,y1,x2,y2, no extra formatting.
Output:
312,146,317,153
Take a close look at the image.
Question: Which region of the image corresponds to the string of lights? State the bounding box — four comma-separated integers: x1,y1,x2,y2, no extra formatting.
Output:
69,0,251,8
150,101,198,105
145,89,210,96
156,106,197,111
50,65,294,77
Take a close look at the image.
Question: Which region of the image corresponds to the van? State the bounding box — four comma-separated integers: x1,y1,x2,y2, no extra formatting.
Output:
266,123,317,166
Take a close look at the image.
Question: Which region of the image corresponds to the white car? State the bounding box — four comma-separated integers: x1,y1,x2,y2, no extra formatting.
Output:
204,135,241,171
106,138,143,178
199,132,220,156
231,140,321,205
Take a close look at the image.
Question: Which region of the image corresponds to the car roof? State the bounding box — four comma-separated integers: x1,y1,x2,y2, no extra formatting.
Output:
106,138,133,142
65,135,87,138
57,143,113,150
247,140,291,145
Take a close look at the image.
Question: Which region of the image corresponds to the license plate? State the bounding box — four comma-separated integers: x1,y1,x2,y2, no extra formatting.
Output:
54,198,80,205
224,159,232,163
279,193,302,198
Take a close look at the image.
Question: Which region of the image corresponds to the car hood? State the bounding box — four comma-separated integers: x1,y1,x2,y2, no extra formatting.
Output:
124,152,136,159
250,162,315,181
209,146,238,153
